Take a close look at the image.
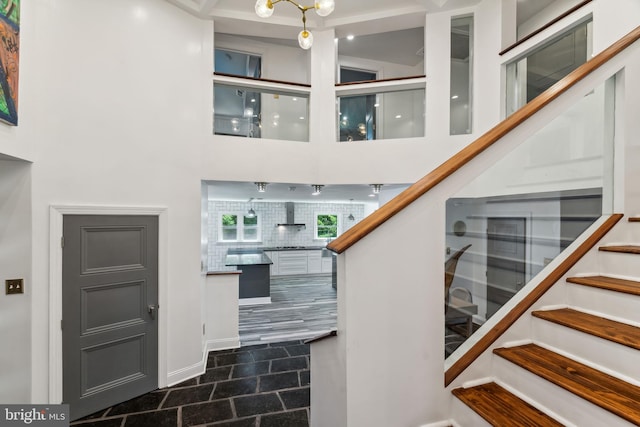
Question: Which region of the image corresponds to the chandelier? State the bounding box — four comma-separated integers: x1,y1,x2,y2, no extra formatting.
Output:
255,0,336,50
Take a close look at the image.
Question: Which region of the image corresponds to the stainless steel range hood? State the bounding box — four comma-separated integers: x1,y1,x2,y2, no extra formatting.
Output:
277,202,306,228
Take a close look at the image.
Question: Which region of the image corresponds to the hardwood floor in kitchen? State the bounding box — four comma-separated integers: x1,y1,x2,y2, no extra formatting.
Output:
239,274,337,346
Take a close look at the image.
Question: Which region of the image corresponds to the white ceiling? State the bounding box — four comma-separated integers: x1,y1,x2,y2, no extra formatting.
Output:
206,180,410,203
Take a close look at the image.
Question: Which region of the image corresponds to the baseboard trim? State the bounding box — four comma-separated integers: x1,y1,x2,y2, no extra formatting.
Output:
239,297,271,306
205,337,241,353
166,337,241,387
166,360,205,388
420,420,461,427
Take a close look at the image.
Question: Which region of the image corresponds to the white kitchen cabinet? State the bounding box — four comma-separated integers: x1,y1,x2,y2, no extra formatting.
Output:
307,251,322,274
277,251,308,275
321,257,333,273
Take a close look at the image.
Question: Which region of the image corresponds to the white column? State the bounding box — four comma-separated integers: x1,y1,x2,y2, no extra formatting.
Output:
309,28,337,145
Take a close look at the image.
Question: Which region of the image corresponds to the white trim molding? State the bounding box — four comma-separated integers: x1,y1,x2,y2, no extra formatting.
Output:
48,205,169,403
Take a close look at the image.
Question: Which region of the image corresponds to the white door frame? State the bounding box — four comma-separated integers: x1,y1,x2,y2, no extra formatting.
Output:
49,205,168,404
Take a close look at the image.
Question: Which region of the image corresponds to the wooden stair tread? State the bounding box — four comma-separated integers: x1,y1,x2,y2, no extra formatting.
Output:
599,245,640,254
566,275,640,296
532,308,640,350
629,217,640,222
494,344,640,424
452,382,563,427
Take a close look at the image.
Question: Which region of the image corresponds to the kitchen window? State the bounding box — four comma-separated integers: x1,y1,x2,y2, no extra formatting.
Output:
219,213,261,242
315,213,339,240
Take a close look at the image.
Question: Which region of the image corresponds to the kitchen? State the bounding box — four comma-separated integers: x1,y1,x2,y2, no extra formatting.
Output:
205,181,407,345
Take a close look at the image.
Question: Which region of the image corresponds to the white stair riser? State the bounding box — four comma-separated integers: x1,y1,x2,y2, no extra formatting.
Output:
493,357,636,427
566,283,640,324
450,395,492,427
532,319,640,386
597,252,640,278
597,223,640,243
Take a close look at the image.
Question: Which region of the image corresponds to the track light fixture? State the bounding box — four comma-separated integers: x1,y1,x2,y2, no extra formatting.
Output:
254,0,336,50
311,184,324,195
255,182,268,192
370,184,383,194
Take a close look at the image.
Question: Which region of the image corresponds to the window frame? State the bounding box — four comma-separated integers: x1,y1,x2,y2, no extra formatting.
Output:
314,212,341,240
218,211,262,243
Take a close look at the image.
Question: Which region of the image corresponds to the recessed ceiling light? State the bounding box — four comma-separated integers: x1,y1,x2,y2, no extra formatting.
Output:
451,95,459,99
395,115,402,119
299,116,305,120
346,35,355,41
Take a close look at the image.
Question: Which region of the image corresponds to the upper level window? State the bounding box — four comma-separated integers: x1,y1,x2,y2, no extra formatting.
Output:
215,49,261,78
316,213,339,239
338,68,377,141
450,16,474,135
213,36,311,141
336,28,424,81
219,213,261,242
505,18,592,116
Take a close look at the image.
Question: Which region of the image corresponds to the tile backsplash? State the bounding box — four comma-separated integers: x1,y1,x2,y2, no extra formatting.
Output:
207,200,365,271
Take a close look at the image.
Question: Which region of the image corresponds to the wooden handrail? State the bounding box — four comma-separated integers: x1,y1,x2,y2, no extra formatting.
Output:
499,0,593,56
335,75,426,87
327,25,640,255
213,72,311,88
444,213,623,386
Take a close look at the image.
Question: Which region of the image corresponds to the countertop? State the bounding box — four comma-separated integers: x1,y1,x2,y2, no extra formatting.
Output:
261,246,326,251
225,249,272,266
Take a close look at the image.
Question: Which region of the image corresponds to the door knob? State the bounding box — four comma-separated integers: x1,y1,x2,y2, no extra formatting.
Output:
148,304,157,318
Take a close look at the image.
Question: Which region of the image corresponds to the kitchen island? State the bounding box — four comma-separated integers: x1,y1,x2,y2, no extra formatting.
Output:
225,249,273,304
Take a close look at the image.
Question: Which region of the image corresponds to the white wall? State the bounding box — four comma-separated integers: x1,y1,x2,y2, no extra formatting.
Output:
0,159,31,403
25,0,213,401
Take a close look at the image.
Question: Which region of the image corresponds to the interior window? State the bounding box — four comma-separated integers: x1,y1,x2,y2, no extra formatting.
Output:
339,68,377,142
214,49,261,78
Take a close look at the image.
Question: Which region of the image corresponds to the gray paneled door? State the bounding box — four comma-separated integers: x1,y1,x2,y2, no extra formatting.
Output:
62,215,159,420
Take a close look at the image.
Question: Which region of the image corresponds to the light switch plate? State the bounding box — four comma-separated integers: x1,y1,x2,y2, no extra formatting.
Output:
6,279,24,295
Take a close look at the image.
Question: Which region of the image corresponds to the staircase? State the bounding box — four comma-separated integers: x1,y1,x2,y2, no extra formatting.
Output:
452,217,640,426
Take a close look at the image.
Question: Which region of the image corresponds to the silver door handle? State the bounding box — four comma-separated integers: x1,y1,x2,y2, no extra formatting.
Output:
148,304,157,318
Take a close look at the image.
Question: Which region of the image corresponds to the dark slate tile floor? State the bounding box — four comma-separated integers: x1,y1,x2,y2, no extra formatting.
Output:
70,341,311,427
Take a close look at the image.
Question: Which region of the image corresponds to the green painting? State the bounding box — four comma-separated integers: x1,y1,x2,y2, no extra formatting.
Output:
0,0,19,125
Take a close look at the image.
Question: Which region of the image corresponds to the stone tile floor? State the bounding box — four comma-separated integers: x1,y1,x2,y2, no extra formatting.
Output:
71,341,311,427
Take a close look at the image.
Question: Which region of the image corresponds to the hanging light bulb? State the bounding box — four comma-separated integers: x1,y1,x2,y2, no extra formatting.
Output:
298,29,313,50
314,0,335,17
255,0,274,18
254,0,334,49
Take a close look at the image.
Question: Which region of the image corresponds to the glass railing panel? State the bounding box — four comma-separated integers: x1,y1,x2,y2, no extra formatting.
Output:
445,76,615,357
505,18,593,116
337,88,425,142
213,83,309,142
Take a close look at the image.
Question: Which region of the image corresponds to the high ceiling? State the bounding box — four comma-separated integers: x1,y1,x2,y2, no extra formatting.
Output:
165,0,482,39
